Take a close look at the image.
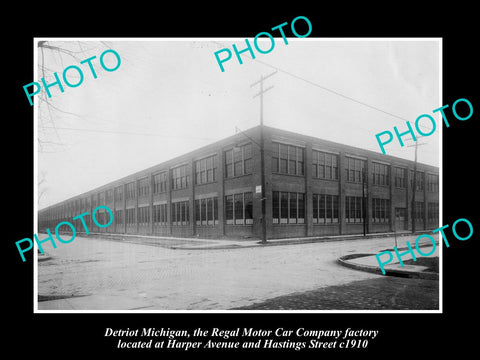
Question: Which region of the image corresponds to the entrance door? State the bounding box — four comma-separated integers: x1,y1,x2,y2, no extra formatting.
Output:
395,208,407,231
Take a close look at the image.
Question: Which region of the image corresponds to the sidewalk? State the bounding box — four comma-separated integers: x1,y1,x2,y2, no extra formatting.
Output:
90,229,429,250
337,245,439,280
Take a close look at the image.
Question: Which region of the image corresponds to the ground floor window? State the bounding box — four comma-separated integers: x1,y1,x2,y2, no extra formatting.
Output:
171,200,189,226
126,208,136,225
138,206,150,225
114,210,123,225
427,202,439,223
225,192,253,225
372,198,390,223
272,191,305,224
313,194,339,224
345,196,364,223
414,201,424,223
195,197,219,225
153,204,168,226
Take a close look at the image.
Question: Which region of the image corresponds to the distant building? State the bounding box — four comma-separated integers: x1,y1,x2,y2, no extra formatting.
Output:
38,125,439,240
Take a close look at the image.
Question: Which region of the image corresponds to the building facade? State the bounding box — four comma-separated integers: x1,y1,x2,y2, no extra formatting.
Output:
38,126,440,240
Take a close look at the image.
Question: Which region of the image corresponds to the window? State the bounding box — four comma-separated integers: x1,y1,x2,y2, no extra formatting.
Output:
195,197,218,225
115,210,123,225
345,196,364,223
153,204,167,225
125,182,136,200
114,186,123,202
312,150,338,180
224,143,252,178
410,170,425,191
428,202,439,223
394,167,407,188
138,177,150,197
345,157,366,183
372,162,390,186
272,191,305,224
171,200,189,226
106,189,113,203
313,194,339,224
98,192,105,205
126,208,136,225
271,142,304,176
195,155,217,185
138,206,150,225
372,198,390,223
153,172,167,194
414,201,424,222
427,174,439,192
225,192,253,225
171,165,190,190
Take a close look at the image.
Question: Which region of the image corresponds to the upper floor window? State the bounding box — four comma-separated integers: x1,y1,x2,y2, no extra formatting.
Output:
372,162,390,186
138,177,150,197
345,157,366,183
427,174,439,192
271,142,304,176
153,172,167,194
171,164,190,190
125,181,136,200
225,143,252,178
394,167,407,188
195,154,217,184
312,150,338,180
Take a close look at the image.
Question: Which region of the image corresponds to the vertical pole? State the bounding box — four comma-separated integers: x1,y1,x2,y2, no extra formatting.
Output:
412,141,418,233
259,75,267,244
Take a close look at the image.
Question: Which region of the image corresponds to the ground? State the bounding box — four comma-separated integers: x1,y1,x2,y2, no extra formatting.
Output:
36,234,440,311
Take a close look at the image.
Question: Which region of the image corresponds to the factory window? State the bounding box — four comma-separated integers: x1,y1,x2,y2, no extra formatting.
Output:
126,208,136,225
313,194,339,224
138,206,150,225
114,186,123,202
345,157,366,183
171,165,190,190
171,200,189,226
372,162,390,186
106,189,113,203
414,201,424,222
271,142,304,176
428,202,439,223
312,150,338,180
195,155,217,185
372,198,390,223
272,191,305,224
410,170,425,191
427,174,439,192
115,210,123,225
224,143,252,178
394,167,407,188
153,172,167,194
138,177,150,197
125,182,136,200
195,197,219,225
153,204,168,225
225,192,253,225
345,196,364,223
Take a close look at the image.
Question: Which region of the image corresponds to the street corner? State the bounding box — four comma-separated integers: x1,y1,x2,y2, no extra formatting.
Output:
337,253,439,280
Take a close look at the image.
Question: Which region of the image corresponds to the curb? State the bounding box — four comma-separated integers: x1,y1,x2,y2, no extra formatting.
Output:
337,254,439,280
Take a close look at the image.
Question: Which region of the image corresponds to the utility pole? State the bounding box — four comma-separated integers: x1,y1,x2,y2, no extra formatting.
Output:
407,140,427,234
251,71,277,244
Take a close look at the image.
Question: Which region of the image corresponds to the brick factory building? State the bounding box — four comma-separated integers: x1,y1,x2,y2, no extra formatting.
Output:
38,125,439,240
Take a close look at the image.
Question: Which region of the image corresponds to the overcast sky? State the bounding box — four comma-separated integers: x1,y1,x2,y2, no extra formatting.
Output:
36,38,441,210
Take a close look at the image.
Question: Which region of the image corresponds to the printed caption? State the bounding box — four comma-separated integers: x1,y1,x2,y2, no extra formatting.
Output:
104,327,379,351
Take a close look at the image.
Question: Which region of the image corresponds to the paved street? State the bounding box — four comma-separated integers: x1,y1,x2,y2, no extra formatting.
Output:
37,234,439,310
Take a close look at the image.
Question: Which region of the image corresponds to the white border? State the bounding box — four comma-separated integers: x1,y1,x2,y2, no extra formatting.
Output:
33,37,443,314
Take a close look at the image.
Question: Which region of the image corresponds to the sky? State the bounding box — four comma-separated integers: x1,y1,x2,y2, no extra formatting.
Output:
35,38,441,210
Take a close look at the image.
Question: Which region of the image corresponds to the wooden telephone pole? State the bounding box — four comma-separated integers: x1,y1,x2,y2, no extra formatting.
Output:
250,71,277,244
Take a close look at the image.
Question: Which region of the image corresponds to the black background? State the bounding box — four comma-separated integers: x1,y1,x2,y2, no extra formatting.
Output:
6,5,478,358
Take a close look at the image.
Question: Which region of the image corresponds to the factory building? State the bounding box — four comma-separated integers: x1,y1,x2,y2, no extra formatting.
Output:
38,125,439,240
